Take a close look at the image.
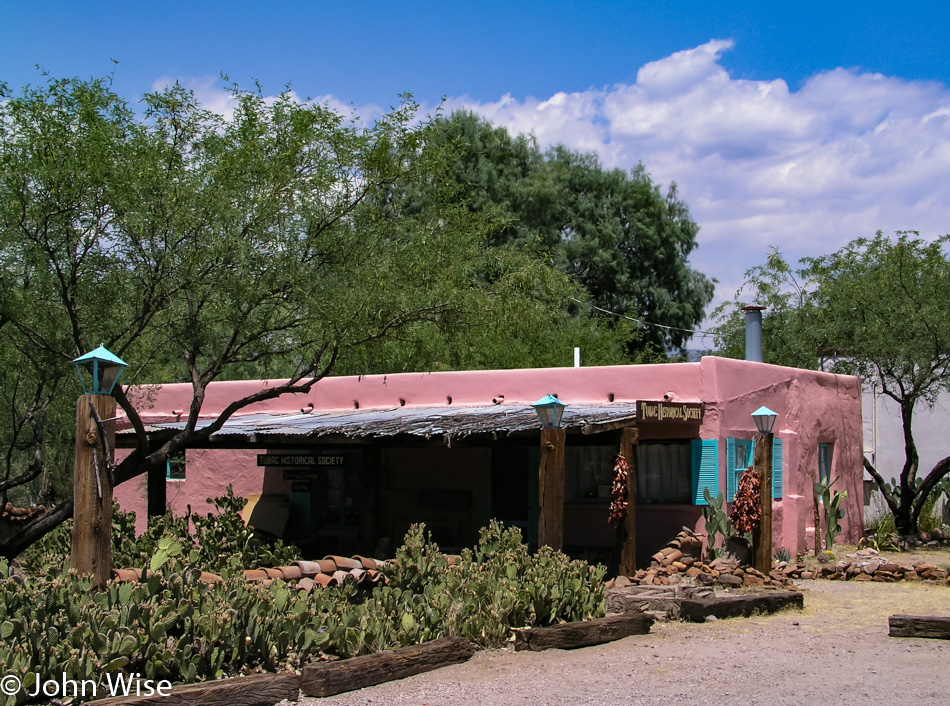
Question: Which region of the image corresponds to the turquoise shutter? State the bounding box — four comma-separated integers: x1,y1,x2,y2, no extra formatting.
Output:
772,437,783,499
725,437,737,502
691,439,719,505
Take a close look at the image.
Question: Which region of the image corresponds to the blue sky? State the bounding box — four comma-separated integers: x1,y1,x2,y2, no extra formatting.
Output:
4,1,950,334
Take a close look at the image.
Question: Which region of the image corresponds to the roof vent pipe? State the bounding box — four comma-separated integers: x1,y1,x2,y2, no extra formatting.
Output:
741,306,765,362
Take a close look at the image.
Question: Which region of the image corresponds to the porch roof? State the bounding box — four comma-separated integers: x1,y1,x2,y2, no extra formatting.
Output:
122,402,641,443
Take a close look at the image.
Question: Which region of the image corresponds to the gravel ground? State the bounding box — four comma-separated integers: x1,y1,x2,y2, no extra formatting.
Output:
296,580,950,706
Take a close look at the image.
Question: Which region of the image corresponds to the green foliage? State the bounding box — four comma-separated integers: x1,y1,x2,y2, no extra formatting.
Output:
22,486,295,576
0,76,630,555
860,512,899,553
712,232,950,534
701,488,753,560
0,555,339,702
702,488,731,560
1,520,606,700
815,476,848,550
381,522,605,647
398,111,714,356
773,547,792,563
913,477,950,535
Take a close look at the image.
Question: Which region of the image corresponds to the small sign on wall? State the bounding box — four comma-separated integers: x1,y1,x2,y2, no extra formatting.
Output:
257,454,345,467
637,400,704,423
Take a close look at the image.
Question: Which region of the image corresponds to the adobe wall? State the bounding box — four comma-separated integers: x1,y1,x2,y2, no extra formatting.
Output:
115,357,864,558
699,356,864,553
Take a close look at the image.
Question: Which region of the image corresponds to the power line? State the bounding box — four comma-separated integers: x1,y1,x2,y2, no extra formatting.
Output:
570,298,718,338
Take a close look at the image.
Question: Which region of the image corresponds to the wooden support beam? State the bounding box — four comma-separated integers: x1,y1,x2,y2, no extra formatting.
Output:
537,427,566,550
581,415,639,434
752,431,773,574
301,637,475,697
514,614,654,651
679,591,803,622
617,426,638,576
92,672,300,705
889,615,950,639
71,394,115,589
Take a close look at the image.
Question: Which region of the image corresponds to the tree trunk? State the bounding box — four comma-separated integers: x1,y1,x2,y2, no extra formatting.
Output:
0,498,73,560
895,399,919,534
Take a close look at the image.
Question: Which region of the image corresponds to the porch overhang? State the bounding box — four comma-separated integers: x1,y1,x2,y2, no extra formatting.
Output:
116,402,641,448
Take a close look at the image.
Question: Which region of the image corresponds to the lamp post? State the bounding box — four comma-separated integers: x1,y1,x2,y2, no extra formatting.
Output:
750,406,777,573
532,395,566,550
71,345,126,588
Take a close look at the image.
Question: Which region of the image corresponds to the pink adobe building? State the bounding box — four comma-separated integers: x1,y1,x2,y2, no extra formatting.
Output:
115,356,863,566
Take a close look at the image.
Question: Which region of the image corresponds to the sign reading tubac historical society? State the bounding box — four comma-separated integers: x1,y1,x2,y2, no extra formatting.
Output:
636,400,704,423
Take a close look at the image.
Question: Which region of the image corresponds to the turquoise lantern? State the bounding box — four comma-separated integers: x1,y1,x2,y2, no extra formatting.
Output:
73,344,128,395
751,405,778,434
532,394,566,429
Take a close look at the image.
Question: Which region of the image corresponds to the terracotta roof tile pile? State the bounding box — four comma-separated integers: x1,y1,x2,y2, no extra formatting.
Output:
112,555,391,593
1,503,47,523
605,529,793,590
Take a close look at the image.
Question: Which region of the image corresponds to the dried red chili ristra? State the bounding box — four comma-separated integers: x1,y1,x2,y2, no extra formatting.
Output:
608,454,630,527
730,467,762,534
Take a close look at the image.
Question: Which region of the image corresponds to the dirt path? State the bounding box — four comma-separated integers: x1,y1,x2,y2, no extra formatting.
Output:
296,580,950,706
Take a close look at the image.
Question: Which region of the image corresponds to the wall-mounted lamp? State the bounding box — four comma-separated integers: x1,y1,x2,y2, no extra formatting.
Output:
751,405,778,434
532,394,566,429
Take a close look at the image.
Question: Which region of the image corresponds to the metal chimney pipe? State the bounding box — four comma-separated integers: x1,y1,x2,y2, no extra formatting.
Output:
741,306,766,362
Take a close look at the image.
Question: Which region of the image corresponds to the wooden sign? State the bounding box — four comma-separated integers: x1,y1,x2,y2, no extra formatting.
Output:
257,454,345,467
637,400,704,423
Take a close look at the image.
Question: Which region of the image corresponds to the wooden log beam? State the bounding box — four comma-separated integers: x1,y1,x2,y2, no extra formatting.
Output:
889,615,950,639
538,427,566,550
91,672,300,705
513,614,654,652
679,590,803,622
301,636,475,698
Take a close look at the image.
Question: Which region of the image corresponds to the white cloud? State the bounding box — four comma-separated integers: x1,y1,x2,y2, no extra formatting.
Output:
156,44,950,323
447,40,950,313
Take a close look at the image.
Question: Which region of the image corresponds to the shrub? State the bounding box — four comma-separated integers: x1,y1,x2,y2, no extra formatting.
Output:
20,486,296,577
3,516,607,701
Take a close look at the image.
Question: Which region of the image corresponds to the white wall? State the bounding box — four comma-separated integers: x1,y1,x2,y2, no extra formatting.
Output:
862,387,950,484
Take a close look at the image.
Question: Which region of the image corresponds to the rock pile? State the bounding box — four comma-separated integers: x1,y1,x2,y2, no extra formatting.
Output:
779,549,950,585
604,529,793,590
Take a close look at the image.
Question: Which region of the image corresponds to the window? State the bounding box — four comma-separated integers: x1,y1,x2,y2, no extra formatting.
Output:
166,453,185,481
726,439,753,502
636,441,693,503
727,437,783,501
568,445,618,500
567,439,720,506
818,443,833,483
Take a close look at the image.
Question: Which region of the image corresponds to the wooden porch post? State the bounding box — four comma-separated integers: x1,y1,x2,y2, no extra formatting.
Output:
537,427,566,550
70,394,116,589
753,431,774,573
617,426,639,575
